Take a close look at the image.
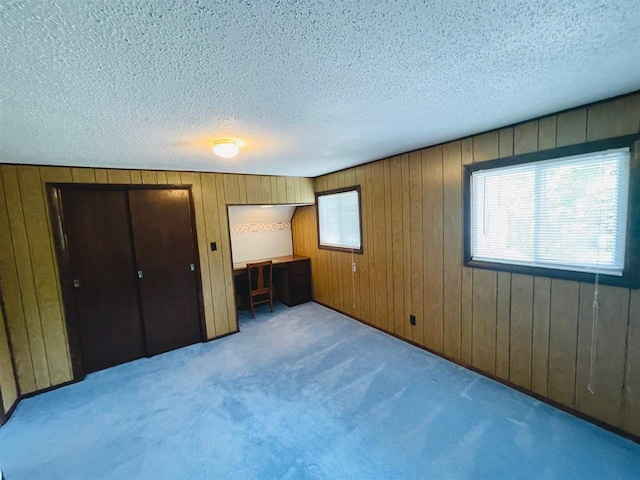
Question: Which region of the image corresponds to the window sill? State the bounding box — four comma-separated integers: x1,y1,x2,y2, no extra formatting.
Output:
464,259,639,289
318,244,363,254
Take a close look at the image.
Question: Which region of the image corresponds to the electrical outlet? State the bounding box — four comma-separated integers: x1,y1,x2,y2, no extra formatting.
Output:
210,242,217,251
352,262,357,273
409,314,416,326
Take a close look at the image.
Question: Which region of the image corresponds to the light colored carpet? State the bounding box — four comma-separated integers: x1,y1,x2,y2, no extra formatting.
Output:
0,302,638,479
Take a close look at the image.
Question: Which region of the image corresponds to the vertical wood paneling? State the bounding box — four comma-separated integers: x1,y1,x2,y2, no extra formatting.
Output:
408,152,423,344
442,141,462,360
510,274,533,389
339,171,351,314
532,277,551,395
301,177,315,202
575,284,629,426
94,169,108,183
237,176,248,204
71,168,95,183
623,290,640,436
276,177,287,203
390,157,404,337
472,269,497,374
290,93,640,435
155,171,168,184
2,166,50,391
2,165,51,389
586,95,640,140
312,177,326,303
530,117,555,396
216,174,238,332
355,166,370,322
471,133,498,374
328,174,343,313
18,167,70,385
223,175,240,205
364,165,376,327
498,127,514,158
0,163,313,399
285,177,296,203
548,279,580,407
324,174,340,312
538,117,557,150
343,169,357,316
422,147,444,351
496,128,513,377
165,171,181,184
294,177,302,202
107,169,131,184
130,170,143,184
371,161,388,331
181,172,217,338
261,176,272,204
0,168,36,393
383,163,394,333
270,177,278,203
401,155,412,343
496,273,511,378
514,121,538,154
460,139,473,364
556,108,587,147
200,173,226,337
246,176,262,204
37,166,73,381
140,170,157,184
0,304,18,412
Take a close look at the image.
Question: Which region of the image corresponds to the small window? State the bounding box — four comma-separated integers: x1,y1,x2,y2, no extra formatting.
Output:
464,135,639,287
316,186,362,253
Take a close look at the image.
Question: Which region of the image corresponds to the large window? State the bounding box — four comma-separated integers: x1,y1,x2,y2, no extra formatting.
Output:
316,186,362,253
464,135,639,287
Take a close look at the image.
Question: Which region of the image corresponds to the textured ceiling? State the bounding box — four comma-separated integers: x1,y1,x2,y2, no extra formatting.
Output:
1,1,639,177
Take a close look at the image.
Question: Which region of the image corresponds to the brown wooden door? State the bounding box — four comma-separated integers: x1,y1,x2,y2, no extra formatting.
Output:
128,189,202,356
61,190,146,374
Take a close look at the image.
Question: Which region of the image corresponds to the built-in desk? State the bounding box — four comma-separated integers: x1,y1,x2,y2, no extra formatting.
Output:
233,255,312,307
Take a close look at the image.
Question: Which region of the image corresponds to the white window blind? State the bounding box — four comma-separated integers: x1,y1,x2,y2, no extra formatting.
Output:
471,147,630,275
318,189,361,250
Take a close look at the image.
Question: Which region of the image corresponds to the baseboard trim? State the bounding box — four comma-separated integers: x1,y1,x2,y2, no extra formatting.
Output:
0,394,21,426
204,328,240,342
21,378,83,400
313,300,640,445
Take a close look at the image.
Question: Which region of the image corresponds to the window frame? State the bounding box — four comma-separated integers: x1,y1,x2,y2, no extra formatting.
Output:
463,133,640,289
315,185,364,254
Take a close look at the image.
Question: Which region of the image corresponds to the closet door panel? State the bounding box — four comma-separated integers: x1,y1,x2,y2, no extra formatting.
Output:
62,190,146,373
128,189,202,356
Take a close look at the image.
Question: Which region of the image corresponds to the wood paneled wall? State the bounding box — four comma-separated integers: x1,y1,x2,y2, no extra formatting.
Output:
292,92,640,436
0,165,314,395
0,296,18,416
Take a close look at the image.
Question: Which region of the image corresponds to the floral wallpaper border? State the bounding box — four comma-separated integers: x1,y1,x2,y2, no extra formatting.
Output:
230,221,292,234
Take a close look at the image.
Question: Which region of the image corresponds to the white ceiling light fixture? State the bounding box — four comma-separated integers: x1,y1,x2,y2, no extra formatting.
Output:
212,139,240,159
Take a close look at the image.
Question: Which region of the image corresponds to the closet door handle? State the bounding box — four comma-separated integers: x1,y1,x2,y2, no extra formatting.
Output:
190,263,195,271
138,270,144,279
73,279,81,288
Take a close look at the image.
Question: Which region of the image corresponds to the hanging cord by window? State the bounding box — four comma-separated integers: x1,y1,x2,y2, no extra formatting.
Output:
350,198,356,309
351,246,356,309
587,272,599,394
588,159,606,395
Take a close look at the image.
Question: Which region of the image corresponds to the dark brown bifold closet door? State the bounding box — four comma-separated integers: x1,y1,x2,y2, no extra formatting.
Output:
128,189,202,356
61,190,146,374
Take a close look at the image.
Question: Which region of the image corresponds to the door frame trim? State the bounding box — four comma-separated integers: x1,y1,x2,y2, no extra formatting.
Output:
46,183,207,380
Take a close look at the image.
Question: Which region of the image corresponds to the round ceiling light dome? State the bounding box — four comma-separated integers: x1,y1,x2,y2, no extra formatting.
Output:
212,139,240,158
